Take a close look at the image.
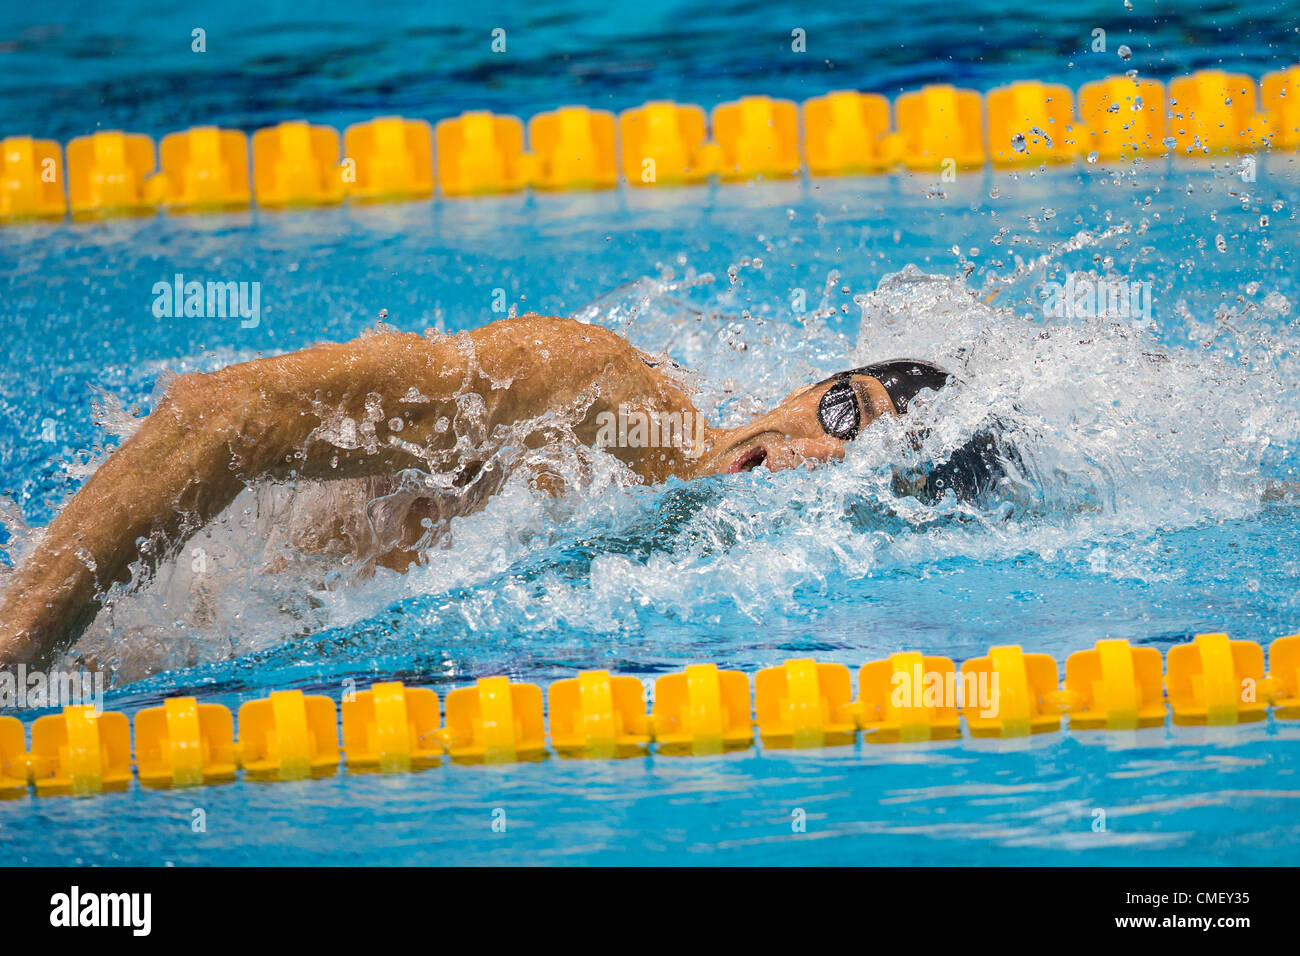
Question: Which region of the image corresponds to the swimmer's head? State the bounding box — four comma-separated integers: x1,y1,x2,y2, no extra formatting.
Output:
700,359,1009,501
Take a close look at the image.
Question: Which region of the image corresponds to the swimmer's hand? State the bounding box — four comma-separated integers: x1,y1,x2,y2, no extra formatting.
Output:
0,315,684,667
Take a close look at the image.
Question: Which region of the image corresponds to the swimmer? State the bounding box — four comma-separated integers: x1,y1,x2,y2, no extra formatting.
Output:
0,313,1007,666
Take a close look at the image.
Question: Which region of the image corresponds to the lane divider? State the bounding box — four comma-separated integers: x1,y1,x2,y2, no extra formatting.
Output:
548,670,650,758
343,117,434,202
148,126,251,211
962,645,1062,737
649,663,753,755
1054,638,1166,731
2,631,1299,797
529,105,618,191
435,111,529,195
1263,66,1300,149
250,121,345,208
66,130,156,220
1270,634,1300,718
619,100,712,185
755,658,856,749
341,681,441,773
847,651,961,743
135,696,237,787
1168,70,1267,155
2,66,1295,224
29,704,132,795
1167,632,1269,726
443,675,546,764
0,136,65,219
238,689,339,780
1077,76,1168,160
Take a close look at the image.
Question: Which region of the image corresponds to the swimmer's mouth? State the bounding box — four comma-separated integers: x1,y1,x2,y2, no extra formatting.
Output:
728,446,768,473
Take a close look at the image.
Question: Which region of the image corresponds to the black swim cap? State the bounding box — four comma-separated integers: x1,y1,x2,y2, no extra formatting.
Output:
821,359,1013,503
817,359,953,440
830,359,955,414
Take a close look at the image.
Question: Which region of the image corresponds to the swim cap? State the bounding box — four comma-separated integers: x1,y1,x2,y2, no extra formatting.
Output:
843,359,955,414
816,359,954,441
826,359,1013,503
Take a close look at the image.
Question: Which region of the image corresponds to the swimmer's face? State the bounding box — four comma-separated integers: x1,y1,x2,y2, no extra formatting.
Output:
701,374,898,475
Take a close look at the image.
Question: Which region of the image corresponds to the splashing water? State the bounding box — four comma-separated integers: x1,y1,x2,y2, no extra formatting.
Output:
37,247,1298,684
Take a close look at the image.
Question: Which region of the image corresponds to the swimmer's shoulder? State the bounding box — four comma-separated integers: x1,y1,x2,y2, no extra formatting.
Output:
476,312,645,365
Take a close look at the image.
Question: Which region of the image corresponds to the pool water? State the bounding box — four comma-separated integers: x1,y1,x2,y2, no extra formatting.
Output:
3,0,1300,865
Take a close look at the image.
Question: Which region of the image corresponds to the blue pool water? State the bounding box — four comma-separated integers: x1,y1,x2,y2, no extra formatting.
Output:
3,0,1300,865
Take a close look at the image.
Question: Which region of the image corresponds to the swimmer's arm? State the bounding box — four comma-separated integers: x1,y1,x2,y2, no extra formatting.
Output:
0,316,639,666
0,332,465,666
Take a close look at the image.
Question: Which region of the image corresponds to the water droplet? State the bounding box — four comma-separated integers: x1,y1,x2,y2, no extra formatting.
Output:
1162,136,1177,149
1259,215,1269,227
1043,208,1056,220
1131,96,1144,111
1087,151,1099,163
1117,44,1132,60
1107,102,1120,113
378,308,388,319
1011,132,1028,153
1215,234,1227,253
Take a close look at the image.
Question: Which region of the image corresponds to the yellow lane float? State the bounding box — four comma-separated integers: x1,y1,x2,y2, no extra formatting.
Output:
441,676,546,763
847,651,961,743
0,136,66,220
251,120,345,206
67,130,157,218
961,645,1061,737
755,658,856,748
435,111,529,196
1055,639,1166,730
1167,633,1268,725
237,690,340,779
527,106,617,190
145,126,251,210
341,681,442,773
135,696,238,787
30,706,132,795
548,670,650,758
651,664,754,755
